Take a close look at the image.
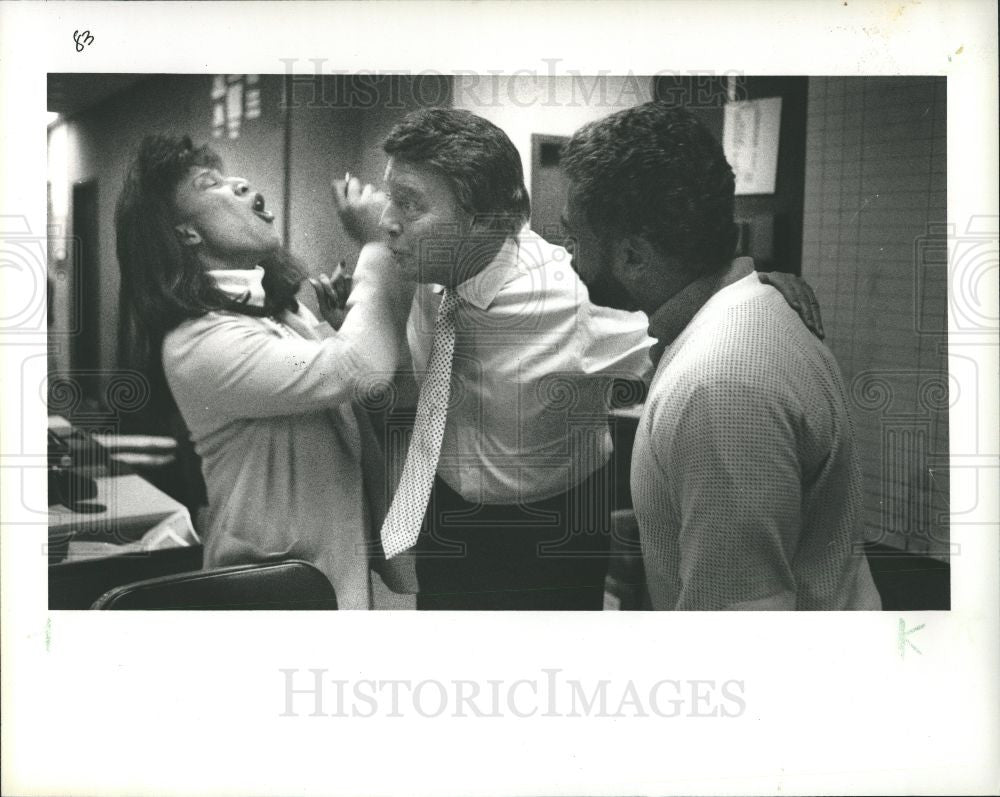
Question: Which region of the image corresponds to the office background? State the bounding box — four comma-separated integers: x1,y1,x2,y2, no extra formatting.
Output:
45,73,950,596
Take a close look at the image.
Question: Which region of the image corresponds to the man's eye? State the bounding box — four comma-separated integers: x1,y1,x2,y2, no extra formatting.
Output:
392,197,419,214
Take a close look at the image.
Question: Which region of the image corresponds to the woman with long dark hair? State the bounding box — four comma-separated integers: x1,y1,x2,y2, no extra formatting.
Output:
116,134,413,608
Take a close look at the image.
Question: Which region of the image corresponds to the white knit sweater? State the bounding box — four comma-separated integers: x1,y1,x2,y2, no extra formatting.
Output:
632,269,882,610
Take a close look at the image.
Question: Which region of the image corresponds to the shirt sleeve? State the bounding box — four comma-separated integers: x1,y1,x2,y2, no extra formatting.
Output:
655,377,803,610
164,248,406,425
577,298,656,382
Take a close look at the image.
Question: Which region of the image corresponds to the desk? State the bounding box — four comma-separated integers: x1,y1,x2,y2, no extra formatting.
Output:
48,419,200,563
49,474,200,561
608,404,644,422
608,403,643,511
606,403,646,609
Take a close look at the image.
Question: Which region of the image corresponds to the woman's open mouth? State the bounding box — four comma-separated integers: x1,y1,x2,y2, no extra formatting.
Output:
252,193,274,223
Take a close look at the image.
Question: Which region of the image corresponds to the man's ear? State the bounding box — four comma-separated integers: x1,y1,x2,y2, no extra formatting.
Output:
724,222,740,259
614,235,658,278
467,211,501,239
467,214,488,235
173,223,201,248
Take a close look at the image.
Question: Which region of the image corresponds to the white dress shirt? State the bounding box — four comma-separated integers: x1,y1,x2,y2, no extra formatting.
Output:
401,227,653,505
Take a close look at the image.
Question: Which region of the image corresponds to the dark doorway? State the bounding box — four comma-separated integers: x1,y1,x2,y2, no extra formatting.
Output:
70,180,100,385
529,133,570,248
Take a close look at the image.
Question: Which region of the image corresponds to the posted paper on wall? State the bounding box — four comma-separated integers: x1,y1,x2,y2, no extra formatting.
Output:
724,96,782,195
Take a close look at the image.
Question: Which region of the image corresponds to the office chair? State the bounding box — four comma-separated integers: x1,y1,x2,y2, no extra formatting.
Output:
49,544,204,609
91,559,338,610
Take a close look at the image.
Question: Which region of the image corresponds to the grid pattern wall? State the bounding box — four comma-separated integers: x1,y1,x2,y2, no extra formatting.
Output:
801,77,949,558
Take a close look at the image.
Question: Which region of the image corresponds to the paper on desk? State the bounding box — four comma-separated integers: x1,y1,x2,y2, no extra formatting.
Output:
64,508,201,561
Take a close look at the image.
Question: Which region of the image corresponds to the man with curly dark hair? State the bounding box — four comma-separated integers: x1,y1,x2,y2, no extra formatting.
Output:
560,103,881,610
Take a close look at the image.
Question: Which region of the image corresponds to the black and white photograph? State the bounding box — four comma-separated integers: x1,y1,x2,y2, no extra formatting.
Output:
2,2,997,795
43,71,949,612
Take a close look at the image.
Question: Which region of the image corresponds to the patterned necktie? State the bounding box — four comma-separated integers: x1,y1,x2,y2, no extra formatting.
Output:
380,289,460,559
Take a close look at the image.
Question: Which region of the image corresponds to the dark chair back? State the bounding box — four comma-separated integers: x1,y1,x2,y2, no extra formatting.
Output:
92,560,338,610
49,545,204,609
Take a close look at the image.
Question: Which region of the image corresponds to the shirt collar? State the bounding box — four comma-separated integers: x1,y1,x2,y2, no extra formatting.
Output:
430,232,521,310
647,257,755,350
205,265,266,308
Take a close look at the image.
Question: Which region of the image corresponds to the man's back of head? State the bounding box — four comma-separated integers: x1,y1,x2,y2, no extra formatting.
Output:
562,102,740,281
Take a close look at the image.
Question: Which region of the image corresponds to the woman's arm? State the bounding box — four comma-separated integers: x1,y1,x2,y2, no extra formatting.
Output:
164,244,414,424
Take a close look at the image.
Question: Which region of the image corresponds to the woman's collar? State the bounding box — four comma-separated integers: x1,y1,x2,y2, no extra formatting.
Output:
205,265,266,308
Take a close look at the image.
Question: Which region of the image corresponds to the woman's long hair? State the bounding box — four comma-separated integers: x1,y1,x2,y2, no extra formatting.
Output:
115,135,304,406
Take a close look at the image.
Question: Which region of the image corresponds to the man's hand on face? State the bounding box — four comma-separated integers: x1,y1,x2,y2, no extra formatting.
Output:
332,172,388,246
757,271,825,339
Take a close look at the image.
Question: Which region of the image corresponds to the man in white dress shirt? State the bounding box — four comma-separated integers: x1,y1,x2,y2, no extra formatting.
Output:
559,102,881,610
373,109,652,609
